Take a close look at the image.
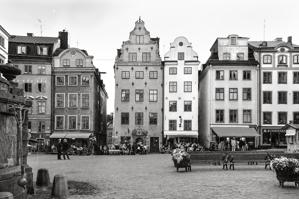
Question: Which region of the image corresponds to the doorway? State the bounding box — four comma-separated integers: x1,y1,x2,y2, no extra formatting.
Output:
150,137,159,153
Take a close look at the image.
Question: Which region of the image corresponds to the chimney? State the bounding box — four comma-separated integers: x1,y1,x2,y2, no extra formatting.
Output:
59,30,68,49
275,37,283,42
287,36,292,44
27,33,33,37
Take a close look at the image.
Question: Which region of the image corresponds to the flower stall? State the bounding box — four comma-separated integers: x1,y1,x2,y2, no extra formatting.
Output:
172,148,191,172
271,157,299,187
282,124,299,153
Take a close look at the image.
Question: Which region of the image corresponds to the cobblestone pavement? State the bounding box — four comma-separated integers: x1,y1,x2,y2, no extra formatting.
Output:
28,154,299,199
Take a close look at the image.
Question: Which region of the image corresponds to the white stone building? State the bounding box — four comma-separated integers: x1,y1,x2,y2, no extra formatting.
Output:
163,36,200,144
0,25,10,64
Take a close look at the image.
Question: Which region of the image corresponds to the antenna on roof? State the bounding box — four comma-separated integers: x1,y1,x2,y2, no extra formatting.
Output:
37,19,43,36
76,40,79,48
263,19,266,41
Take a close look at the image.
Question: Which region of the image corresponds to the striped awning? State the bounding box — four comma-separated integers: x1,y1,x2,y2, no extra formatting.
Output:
211,127,259,137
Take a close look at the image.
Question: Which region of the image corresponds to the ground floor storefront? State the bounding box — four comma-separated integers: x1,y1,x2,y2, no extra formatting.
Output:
260,126,287,148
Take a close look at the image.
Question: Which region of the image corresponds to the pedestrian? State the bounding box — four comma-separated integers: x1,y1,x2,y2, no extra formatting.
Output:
231,137,236,152
62,139,70,160
57,139,62,160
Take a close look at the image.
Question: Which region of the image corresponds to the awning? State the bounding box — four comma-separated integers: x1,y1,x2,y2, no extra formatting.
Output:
50,133,92,139
211,127,259,137
164,131,198,138
286,129,296,136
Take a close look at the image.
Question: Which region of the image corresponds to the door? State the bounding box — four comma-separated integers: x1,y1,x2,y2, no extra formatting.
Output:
150,137,159,153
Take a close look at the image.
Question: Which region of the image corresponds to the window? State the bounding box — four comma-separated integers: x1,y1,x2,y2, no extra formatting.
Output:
149,71,158,79
55,116,64,130
229,70,238,80
169,101,177,112
37,101,46,114
38,66,46,74
142,52,151,62
231,37,237,45
62,59,70,67
0,36,4,48
215,88,224,100
294,112,299,124
293,55,299,64
229,110,238,123
121,112,129,125
17,46,26,54
184,101,192,112
56,94,65,108
69,76,78,86
294,72,299,84
81,116,90,129
243,110,252,123
121,71,130,79
81,76,90,86
169,120,177,131
184,81,192,92
149,113,157,125
136,35,144,44
263,91,272,104
263,55,272,64
229,88,238,100
184,67,192,74
278,112,287,124
37,46,48,55
223,53,231,60
24,83,32,92
216,70,224,80
24,65,32,74
28,121,31,130
169,67,177,75
0,58,3,64
243,88,251,100
237,53,244,60
135,89,144,102
243,71,251,80
263,72,272,84
216,110,224,123
278,91,287,104
149,89,158,102
178,52,184,60
184,120,192,131
169,81,177,93
68,116,77,129
37,83,45,93
128,53,137,62
56,76,65,86
278,55,287,65
293,92,299,104
81,94,89,108
278,72,287,84
135,71,144,79
68,94,78,108
121,89,130,102
263,112,272,124
135,112,143,125
76,59,83,67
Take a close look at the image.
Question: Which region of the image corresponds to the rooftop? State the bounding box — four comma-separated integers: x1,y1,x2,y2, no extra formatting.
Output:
9,35,58,44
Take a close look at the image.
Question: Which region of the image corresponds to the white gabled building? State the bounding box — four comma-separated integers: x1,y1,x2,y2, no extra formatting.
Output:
163,36,200,144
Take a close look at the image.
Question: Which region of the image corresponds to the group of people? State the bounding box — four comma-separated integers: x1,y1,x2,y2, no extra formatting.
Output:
162,142,203,153
56,139,70,160
218,137,248,151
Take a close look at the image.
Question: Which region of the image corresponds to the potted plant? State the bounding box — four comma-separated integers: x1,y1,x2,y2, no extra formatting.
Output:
172,148,191,172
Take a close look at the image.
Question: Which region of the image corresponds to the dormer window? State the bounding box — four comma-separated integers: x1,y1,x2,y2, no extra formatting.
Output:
136,35,144,44
62,59,70,67
237,53,244,60
231,37,237,45
278,55,287,65
178,52,184,60
37,46,48,55
76,59,83,67
263,55,272,64
223,53,231,60
17,46,27,54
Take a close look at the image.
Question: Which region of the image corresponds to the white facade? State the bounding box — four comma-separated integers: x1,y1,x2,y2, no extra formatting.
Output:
0,25,9,64
164,36,200,139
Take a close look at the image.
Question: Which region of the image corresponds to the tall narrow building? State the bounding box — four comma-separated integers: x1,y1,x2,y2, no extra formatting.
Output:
163,36,200,145
199,35,260,148
250,37,299,148
114,18,163,152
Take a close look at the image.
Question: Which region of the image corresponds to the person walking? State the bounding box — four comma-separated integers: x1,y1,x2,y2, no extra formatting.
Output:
57,139,62,160
231,137,236,152
62,139,70,160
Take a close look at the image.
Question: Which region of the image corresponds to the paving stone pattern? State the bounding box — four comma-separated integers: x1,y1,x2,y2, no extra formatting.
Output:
28,154,299,199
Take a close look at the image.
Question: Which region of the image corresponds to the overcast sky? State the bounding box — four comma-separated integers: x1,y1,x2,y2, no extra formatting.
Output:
2,0,299,113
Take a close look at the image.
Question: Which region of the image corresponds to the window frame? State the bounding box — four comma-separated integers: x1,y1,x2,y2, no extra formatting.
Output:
242,88,251,101
37,101,46,114
263,55,272,64
229,88,238,101
278,112,288,125
263,112,272,124
55,115,65,130
135,71,144,79
37,46,48,56
142,52,151,62
183,120,192,131
149,112,158,125
169,120,177,131
263,91,272,104
293,55,299,64
149,71,158,79
81,93,90,108
24,83,32,92
121,71,130,79
184,101,192,112
229,70,238,80
237,52,244,60
169,81,177,93
229,109,238,123
68,75,78,86
135,112,144,125
243,109,252,123
223,52,231,60
178,52,185,60
293,91,299,104
128,52,137,62
68,115,77,130
81,115,90,130
278,91,288,104
215,109,224,123
184,67,192,74
17,45,27,54
216,70,224,80
56,76,65,86
121,89,130,102
215,88,224,101
278,72,287,84
62,59,70,67
55,93,65,108
169,67,177,75
135,89,144,102
184,81,192,92
293,72,299,84
68,93,78,108
263,72,272,84
24,65,32,74
278,55,287,65
75,59,83,67
121,112,129,125
149,89,158,102
243,71,251,80
169,101,177,112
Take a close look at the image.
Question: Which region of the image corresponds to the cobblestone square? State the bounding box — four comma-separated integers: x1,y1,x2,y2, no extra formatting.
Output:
28,154,299,199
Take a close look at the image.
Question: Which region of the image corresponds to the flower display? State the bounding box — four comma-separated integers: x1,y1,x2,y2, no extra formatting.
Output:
271,157,299,172
172,148,190,164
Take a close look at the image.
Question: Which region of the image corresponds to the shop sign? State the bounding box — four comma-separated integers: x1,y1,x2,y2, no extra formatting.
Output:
262,129,286,133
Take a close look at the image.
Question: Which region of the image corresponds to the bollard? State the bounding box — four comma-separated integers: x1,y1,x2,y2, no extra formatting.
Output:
51,175,68,199
0,192,13,199
36,168,50,187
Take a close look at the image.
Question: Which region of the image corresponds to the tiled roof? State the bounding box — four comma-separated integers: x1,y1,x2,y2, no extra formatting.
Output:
249,41,299,49
9,35,58,44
